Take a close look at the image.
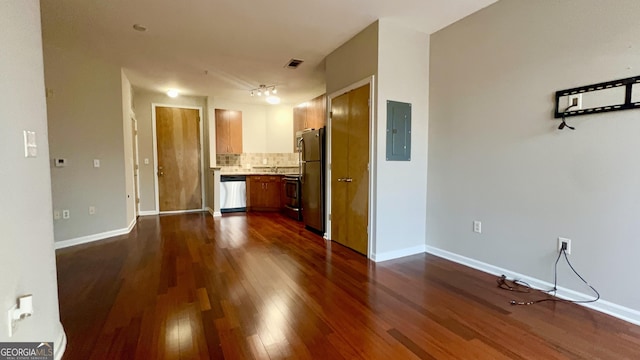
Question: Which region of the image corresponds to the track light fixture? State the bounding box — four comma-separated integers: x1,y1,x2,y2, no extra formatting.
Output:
250,84,277,97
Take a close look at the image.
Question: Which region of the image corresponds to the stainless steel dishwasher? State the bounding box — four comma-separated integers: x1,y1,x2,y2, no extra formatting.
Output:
219,175,247,213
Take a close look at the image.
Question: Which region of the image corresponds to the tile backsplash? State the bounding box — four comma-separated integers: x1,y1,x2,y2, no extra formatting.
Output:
216,153,299,173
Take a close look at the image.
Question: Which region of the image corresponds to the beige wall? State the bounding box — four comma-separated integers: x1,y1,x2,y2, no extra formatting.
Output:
0,0,65,352
429,0,640,313
132,88,208,213
325,21,379,95
43,44,129,242
121,71,136,222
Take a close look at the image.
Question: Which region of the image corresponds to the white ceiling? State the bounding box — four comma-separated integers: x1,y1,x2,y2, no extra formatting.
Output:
40,0,496,105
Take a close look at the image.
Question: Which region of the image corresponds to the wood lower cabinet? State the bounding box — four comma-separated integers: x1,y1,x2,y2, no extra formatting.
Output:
215,109,243,154
247,175,281,211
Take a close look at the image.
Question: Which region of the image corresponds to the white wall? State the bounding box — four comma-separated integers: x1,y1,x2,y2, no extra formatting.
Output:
429,0,640,312
266,105,295,153
132,88,208,213
374,20,430,259
0,0,65,355
209,99,294,156
43,42,129,242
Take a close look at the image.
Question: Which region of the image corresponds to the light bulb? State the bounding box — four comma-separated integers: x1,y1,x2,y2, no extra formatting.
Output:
265,90,270,96
272,88,277,94
167,89,179,98
257,91,262,96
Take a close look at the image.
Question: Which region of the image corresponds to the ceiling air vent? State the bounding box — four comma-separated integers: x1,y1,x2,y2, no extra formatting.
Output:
284,58,304,69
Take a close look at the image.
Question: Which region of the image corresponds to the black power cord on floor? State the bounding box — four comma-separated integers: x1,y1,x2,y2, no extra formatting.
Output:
497,248,600,306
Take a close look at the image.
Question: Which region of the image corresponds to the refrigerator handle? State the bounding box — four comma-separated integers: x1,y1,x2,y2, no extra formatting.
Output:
298,137,304,177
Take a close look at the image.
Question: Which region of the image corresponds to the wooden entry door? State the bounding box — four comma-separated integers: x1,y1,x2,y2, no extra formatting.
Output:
156,107,202,211
331,84,370,255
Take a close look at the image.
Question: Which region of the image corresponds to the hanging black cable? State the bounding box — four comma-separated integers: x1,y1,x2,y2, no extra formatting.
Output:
497,248,599,306
558,104,577,130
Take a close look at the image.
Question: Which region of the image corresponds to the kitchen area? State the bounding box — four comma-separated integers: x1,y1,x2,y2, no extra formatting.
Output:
212,93,327,234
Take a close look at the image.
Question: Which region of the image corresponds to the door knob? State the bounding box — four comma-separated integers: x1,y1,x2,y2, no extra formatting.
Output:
158,171,164,176
344,178,353,182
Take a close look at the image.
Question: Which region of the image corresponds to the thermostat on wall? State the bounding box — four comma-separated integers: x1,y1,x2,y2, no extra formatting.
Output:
54,158,67,167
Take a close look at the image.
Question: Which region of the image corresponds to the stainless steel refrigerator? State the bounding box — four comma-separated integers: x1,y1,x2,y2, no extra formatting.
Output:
299,128,325,233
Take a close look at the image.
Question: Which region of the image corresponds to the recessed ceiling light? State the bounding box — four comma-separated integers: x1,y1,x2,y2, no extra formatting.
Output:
266,96,280,105
167,89,179,98
133,24,147,32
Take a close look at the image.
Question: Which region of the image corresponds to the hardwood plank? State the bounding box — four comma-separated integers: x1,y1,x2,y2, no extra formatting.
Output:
56,212,640,359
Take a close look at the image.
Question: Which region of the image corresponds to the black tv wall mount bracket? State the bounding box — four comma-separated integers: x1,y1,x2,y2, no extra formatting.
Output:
554,75,640,119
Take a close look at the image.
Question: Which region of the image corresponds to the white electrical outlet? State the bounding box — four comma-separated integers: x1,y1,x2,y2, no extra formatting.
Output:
144,158,149,165
558,237,572,255
89,206,96,215
53,210,60,220
473,221,482,233
62,210,70,219
93,159,100,168
568,94,582,110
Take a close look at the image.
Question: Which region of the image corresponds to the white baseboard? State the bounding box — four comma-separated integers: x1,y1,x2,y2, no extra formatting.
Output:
206,207,222,217
54,321,67,360
139,210,159,216
425,245,640,327
371,244,426,262
54,218,136,250
159,209,205,215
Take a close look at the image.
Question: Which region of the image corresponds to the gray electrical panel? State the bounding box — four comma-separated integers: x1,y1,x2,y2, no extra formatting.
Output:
386,100,411,161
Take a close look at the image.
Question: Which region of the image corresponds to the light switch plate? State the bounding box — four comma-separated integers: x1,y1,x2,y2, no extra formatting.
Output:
23,131,37,158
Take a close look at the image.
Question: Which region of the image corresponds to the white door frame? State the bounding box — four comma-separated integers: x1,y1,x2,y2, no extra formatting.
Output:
131,114,140,217
151,103,206,214
326,75,377,259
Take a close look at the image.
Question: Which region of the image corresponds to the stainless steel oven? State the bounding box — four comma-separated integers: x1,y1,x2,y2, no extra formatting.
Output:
283,175,301,220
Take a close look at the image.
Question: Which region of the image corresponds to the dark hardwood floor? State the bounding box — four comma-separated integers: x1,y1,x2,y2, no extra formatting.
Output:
56,212,640,359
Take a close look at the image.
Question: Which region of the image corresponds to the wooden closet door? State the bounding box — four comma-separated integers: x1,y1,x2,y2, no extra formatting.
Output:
345,84,370,255
330,84,370,255
330,92,350,248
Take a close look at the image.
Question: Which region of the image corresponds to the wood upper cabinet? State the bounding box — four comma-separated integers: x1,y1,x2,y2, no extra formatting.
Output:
215,109,243,154
293,94,326,151
308,94,327,129
247,175,281,211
